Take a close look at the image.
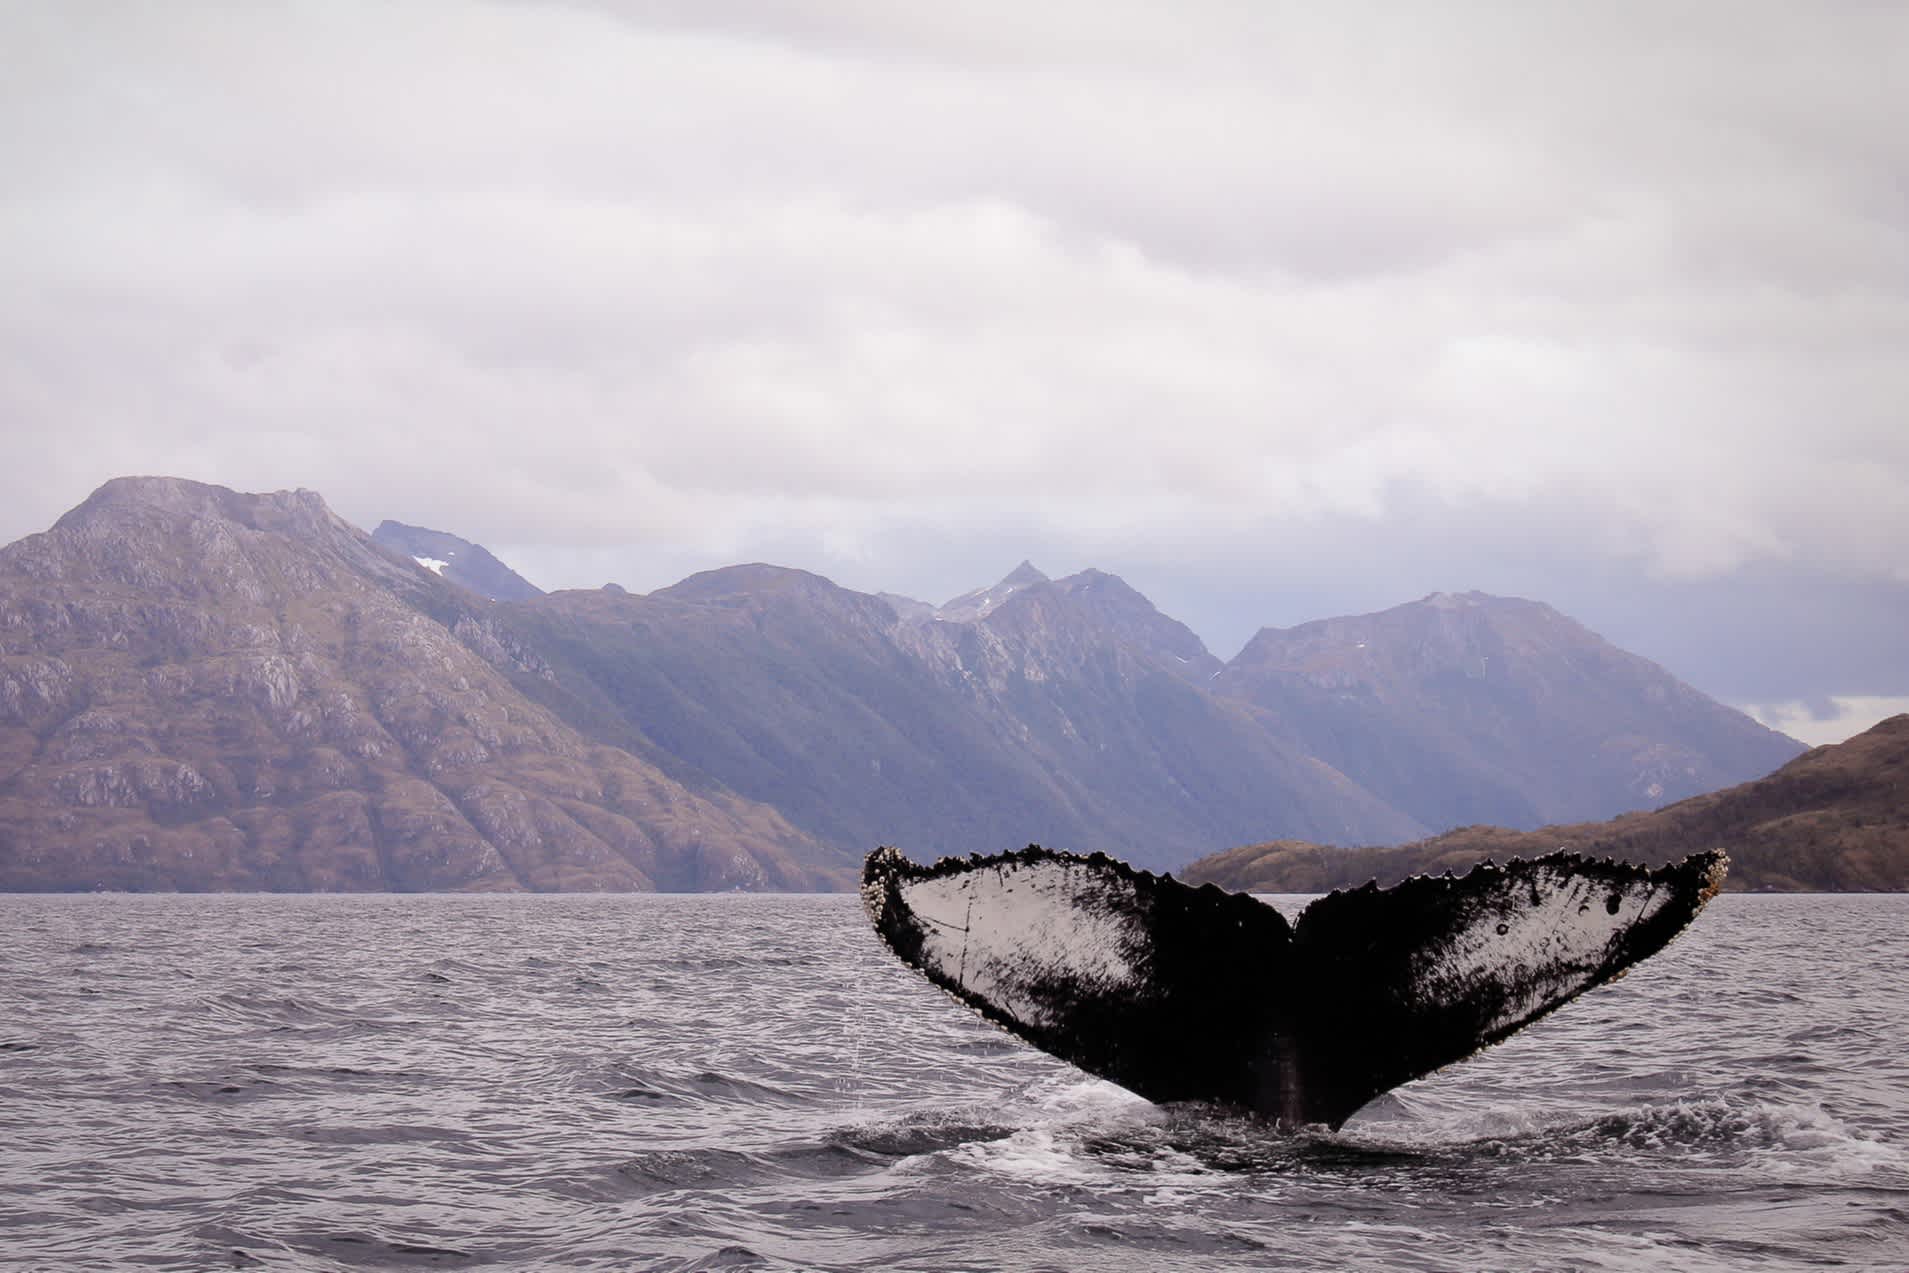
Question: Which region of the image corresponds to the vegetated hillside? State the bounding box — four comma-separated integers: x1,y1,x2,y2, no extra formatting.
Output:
370,520,544,602
0,478,847,892
482,563,1419,873
1181,714,1909,894
1212,591,1803,833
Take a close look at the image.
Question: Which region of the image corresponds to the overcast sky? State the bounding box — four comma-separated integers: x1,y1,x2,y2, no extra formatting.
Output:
3,2,1905,742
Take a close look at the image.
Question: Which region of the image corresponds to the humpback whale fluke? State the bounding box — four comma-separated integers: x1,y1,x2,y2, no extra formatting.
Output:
862,845,1727,1130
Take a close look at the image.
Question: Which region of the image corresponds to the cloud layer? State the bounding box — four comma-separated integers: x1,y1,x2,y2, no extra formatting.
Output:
4,2,1905,726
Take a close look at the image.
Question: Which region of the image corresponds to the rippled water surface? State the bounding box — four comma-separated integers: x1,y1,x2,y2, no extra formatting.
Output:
2,893,1905,1271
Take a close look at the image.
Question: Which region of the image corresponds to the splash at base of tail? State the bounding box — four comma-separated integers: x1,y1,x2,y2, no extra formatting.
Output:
862,844,1726,1130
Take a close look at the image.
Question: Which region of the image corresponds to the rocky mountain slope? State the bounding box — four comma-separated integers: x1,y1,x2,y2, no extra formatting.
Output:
1182,714,1909,893
0,478,846,892
473,559,1799,875
1211,590,1802,833
480,563,1417,873
371,521,543,601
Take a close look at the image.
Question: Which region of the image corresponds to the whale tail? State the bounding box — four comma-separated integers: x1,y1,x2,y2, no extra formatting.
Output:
862,844,1727,1130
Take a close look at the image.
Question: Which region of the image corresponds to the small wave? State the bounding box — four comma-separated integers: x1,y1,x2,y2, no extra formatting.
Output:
281,1122,476,1147
1745,1102,1909,1179
152,1062,436,1106
1574,1100,1779,1151
201,991,338,1023
678,1245,774,1270
949,1125,1085,1181
584,1061,812,1109
1452,1097,1908,1176
584,1134,902,1202
939,1081,1215,1186
251,1061,430,1085
688,1070,810,1105
827,1112,1017,1159
193,989,417,1039
428,957,490,977
585,1147,762,1198
155,1075,284,1103
278,1229,476,1267
654,954,808,972
945,1036,1022,1055
1020,1074,1155,1119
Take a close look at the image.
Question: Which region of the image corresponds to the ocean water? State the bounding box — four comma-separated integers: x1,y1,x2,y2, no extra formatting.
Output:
2,891,1905,1272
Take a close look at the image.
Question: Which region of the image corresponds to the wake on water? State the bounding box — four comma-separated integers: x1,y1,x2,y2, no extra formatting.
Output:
843,1072,1900,1179
822,1074,1909,1272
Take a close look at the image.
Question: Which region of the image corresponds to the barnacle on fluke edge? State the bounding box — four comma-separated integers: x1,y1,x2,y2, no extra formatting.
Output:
863,844,1727,1129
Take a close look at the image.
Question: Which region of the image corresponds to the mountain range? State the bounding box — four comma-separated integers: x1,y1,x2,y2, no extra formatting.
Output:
0,477,1805,890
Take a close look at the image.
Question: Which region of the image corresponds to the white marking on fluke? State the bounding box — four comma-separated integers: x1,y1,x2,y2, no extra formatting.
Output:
899,857,1142,1030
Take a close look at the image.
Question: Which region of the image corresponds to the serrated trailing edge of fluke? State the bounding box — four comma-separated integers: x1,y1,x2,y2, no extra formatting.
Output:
865,841,1730,906
1317,845,1731,901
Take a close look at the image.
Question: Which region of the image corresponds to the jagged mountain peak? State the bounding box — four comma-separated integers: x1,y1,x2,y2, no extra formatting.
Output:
1001,560,1048,587
1049,568,1143,602
371,521,543,603
982,567,1217,677
937,561,1051,623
